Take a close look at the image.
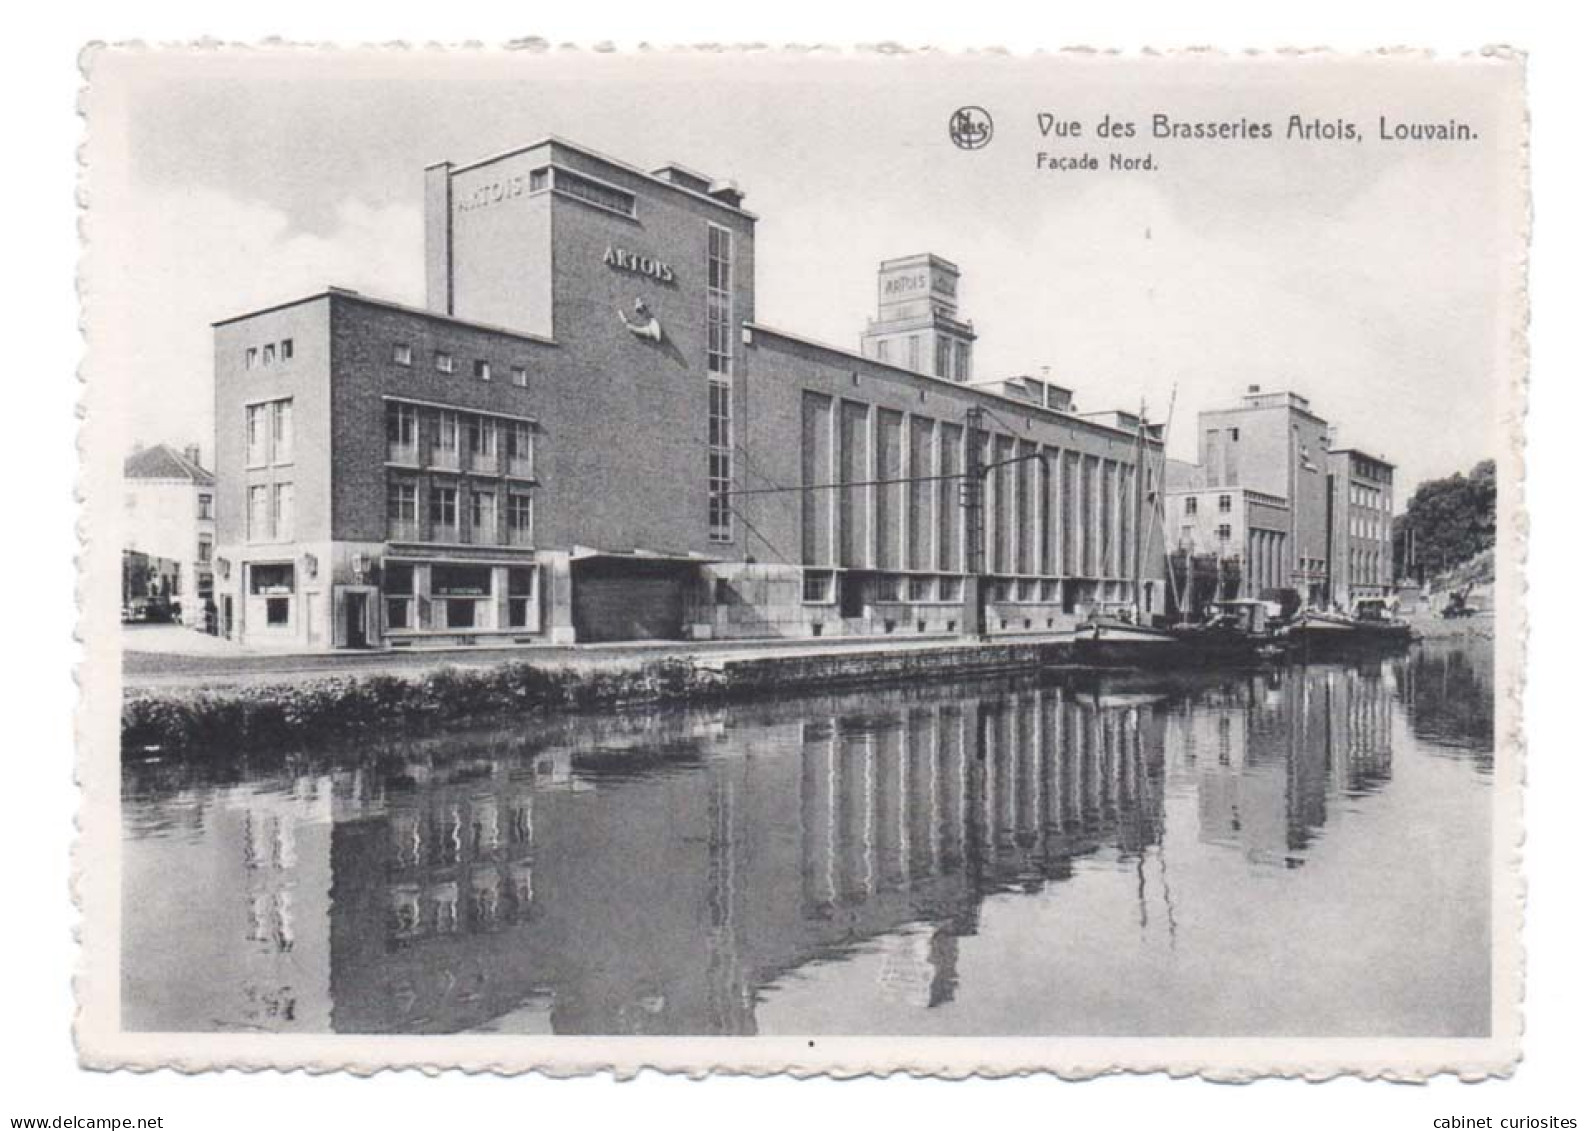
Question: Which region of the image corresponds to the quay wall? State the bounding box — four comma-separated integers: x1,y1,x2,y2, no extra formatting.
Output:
122,639,1076,755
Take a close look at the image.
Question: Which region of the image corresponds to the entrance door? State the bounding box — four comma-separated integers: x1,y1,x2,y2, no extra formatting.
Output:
838,573,866,619
345,592,369,649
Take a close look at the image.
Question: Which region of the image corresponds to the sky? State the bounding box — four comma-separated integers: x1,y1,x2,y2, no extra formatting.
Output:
83,49,1526,505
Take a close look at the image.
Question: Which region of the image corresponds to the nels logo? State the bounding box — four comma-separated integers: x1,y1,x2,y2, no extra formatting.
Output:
949,106,994,150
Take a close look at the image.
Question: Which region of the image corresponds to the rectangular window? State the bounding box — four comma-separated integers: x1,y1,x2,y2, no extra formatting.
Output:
877,339,891,364
940,577,965,603
511,365,528,387
508,493,534,546
197,493,214,520
245,347,259,370
470,488,498,544
551,168,637,218
802,570,833,604
272,399,293,464
435,351,455,374
874,575,901,602
506,421,534,477
393,343,413,367
934,337,951,379
433,410,460,470
197,534,213,564
386,480,418,539
1217,524,1232,542
431,564,492,631
474,359,492,382
247,484,270,541
430,484,459,540
384,563,415,630
271,482,294,542
1218,494,1232,513
262,343,276,366
387,402,418,463
1230,427,1240,441
707,224,733,376
467,416,496,472
908,576,935,602
249,563,295,594
954,341,970,382
507,567,536,629
246,404,269,466
1184,496,1198,515
280,338,294,362
708,379,732,542
907,335,922,372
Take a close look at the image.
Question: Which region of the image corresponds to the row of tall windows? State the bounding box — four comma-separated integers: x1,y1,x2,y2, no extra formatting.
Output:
707,224,734,543
385,480,534,546
385,402,535,477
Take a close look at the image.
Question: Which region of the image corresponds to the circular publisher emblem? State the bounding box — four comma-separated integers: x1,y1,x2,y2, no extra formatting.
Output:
949,106,994,150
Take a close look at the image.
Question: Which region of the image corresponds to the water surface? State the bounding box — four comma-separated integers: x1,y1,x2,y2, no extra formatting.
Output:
121,642,1493,1037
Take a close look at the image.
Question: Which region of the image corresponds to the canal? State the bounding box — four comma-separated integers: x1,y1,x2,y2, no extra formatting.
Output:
120,641,1494,1038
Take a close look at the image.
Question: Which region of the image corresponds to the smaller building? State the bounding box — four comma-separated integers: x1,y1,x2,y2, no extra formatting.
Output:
1326,448,1395,607
124,443,216,627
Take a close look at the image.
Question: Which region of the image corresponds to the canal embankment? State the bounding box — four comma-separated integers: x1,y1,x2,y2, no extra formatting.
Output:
121,635,1077,755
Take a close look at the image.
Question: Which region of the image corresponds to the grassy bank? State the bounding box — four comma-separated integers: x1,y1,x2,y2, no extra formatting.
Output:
122,658,729,756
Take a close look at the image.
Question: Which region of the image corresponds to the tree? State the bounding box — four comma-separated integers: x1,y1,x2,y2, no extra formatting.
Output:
1393,459,1496,580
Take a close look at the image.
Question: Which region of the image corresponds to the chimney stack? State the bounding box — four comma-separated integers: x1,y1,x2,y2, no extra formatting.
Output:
183,443,203,468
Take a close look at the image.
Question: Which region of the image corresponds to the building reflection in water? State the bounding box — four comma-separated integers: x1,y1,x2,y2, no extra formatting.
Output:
122,656,1438,1036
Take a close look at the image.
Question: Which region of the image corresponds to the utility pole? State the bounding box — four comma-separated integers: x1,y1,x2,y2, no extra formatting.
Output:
961,405,986,639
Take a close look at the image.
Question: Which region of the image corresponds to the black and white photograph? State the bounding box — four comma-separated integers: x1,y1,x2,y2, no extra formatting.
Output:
72,45,1526,1079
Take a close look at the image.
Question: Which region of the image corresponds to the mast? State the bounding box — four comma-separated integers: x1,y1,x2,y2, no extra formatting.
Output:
1132,397,1147,621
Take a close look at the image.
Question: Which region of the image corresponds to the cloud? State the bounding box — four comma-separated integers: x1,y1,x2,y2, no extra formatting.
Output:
87,187,423,460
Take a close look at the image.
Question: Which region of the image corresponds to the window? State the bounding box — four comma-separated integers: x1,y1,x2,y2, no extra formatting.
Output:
708,225,733,376
262,343,276,367
430,484,459,537
934,337,951,379
266,598,290,626
271,483,294,541
708,380,732,542
246,404,269,466
907,335,922,372
1218,494,1232,513
431,564,492,630
908,576,935,602
250,563,295,594
387,402,418,462
247,485,270,541
509,493,534,545
802,570,833,603
551,168,637,218
1230,427,1240,441
393,343,413,366
245,347,259,370
435,351,455,374
507,567,537,629
384,562,414,630
511,365,527,387
387,480,418,538
954,340,971,382
874,575,901,602
470,488,498,543
939,577,965,602
474,359,492,382
467,416,496,471
272,400,293,464
197,534,213,564
877,339,891,364
506,421,534,476
433,410,460,469
1216,523,1232,542
197,493,214,520
280,339,294,362
1184,496,1198,515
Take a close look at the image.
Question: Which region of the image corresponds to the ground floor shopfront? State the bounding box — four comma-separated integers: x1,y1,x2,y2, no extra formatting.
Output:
215,537,1156,651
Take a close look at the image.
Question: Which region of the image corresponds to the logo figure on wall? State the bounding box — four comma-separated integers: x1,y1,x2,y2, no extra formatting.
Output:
949,106,994,150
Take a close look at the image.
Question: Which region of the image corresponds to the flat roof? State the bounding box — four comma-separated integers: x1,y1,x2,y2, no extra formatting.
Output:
212,288,560,348
746,322,1161,446
433,135,758,221
1328,447,1397,468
